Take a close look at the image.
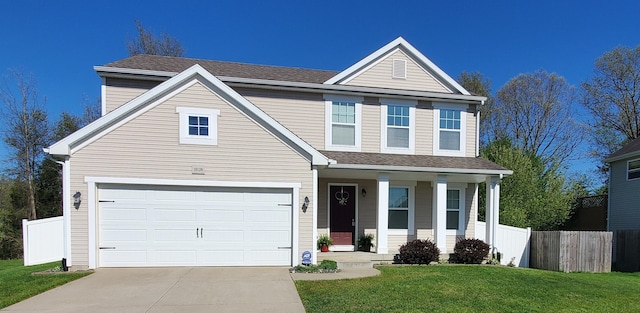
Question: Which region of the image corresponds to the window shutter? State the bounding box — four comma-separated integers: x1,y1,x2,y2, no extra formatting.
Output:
392,59,407,79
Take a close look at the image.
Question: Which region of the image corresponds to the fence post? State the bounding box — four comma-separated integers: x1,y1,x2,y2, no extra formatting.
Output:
22,219,29,266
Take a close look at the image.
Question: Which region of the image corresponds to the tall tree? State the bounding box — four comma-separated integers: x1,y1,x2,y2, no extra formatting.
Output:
581,45,640,165
487,70,581,164
457,72,494,145
0,71,50,220
126,20,185,57
479,139,572,230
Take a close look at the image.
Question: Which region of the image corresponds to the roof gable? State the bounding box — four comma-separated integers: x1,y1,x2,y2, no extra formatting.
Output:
47,65,329,166
324,37,470,95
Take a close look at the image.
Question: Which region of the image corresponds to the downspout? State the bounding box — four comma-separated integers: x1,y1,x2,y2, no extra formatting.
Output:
476,100,483,157
51,156,72,267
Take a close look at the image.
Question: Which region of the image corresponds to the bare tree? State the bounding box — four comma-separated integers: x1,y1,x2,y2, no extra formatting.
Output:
488,70,581,165
581,46,640,162
457,72,494,145
126,20,185,57
0,71,50,220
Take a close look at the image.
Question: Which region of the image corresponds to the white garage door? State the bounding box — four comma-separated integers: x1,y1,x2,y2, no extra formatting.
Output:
98,185,293,267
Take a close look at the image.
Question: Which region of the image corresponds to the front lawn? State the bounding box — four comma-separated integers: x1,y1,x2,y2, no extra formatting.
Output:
0,259,91,309
295,265,640,313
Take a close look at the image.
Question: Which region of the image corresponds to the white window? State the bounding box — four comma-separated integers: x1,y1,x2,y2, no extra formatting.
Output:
433,104,467,156
325,95,362,151
176,107,220,145
446,186,466,235
629,159,640,180
381,99,416,154
388,185,415,235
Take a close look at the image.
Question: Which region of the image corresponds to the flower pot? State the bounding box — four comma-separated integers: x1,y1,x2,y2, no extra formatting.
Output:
321,244,329,252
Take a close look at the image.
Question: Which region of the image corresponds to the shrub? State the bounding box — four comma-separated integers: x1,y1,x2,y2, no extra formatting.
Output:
450,238,490,264
397,239,440,264
319,259,338,270
290,259,339,273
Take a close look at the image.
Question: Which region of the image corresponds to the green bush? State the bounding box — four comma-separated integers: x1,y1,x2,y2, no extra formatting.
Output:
319,259,337,270
397,239,440,264
449,238,490,264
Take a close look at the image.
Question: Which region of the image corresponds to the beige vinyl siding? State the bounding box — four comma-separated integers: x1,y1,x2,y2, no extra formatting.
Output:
361,103,381,153
69,81,313,268
415,103,434,155
465,183,477,239
466,107,478,157
236,88,325,150
104,78,160,113
345,49,452,94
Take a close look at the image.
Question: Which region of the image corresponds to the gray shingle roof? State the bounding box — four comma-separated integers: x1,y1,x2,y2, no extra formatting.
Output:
606,136,640,161
104,55,338,84
321,150,509,172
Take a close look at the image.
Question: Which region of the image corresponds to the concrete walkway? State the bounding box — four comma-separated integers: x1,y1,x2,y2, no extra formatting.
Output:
2,267,305,313
290,267,380,281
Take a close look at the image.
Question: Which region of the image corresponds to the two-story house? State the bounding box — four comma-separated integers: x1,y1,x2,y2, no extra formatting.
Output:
47,37,511,270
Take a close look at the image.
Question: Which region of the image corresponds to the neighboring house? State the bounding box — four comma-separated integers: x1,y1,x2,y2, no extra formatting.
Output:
46,37,511,270
605,136,640,233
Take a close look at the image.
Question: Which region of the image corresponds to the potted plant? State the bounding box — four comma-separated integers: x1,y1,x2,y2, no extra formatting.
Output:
317,234,333,252
357,233,375,252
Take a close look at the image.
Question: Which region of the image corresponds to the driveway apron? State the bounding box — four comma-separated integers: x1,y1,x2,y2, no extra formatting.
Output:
2,267,306,313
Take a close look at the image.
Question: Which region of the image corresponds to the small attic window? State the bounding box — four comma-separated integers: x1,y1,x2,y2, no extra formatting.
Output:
392,59,407,79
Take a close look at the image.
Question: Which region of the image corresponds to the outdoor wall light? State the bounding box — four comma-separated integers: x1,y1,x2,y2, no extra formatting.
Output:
361,188,367,198
302,196,310,213
73,191,82,210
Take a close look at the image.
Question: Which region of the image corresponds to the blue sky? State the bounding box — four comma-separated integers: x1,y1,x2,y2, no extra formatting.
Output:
1,0,638,183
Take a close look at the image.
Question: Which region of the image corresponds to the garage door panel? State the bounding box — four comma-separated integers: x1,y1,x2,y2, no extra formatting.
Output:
99,185,293,267
154,208,197,221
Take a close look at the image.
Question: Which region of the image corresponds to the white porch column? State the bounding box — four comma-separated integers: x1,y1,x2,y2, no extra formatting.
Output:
433,175,447,252
376,174,389,254
311,167,318,264
485,176,501,255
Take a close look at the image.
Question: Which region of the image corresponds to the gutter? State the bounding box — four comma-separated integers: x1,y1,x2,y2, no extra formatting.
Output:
326,163,513,176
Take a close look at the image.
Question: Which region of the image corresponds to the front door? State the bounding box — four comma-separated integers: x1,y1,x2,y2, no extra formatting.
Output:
329,185,356,246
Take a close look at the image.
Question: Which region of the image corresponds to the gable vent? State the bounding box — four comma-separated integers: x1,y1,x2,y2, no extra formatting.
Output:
392,59,407,79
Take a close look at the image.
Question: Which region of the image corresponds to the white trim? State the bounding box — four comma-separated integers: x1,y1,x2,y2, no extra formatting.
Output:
327,183,359,250
434,175,447,252
376,174,389,254
446,183,466,236
312,168,318,264
84,176,302,189
387,184,415,235
476,110,480,157
324,96,363,152
100,77,106,116
380,98,416,154
48,65,329,166
324,37,471,95
626,158,640,181
87,180,96,269
292,187,300,266
433,103,468,157
327,163,513,176
176,107,220,145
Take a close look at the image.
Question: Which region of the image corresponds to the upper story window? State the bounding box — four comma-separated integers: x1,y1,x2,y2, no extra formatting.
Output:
433,104,467,156
628,159,640,180
381,99,416,154
176,107,220,145
325,95,362,152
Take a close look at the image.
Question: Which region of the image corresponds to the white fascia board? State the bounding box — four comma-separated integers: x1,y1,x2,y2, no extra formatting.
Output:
84,176,302,189
49,64,329,165
327,163,513,176
93,66,177,79
323,37,471,96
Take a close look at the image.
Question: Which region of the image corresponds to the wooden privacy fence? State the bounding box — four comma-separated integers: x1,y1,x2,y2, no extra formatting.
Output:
22,216,64,266
615,230,640,272
530,231,612,273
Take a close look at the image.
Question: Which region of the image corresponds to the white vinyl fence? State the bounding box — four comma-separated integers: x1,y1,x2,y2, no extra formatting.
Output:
22,216,64,266
476,221,531,267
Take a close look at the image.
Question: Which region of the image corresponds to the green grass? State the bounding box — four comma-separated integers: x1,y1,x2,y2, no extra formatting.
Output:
0,259,91,309
295,265,640,313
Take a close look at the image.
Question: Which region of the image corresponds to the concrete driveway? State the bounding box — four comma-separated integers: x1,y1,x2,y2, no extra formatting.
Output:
2,267,305,313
